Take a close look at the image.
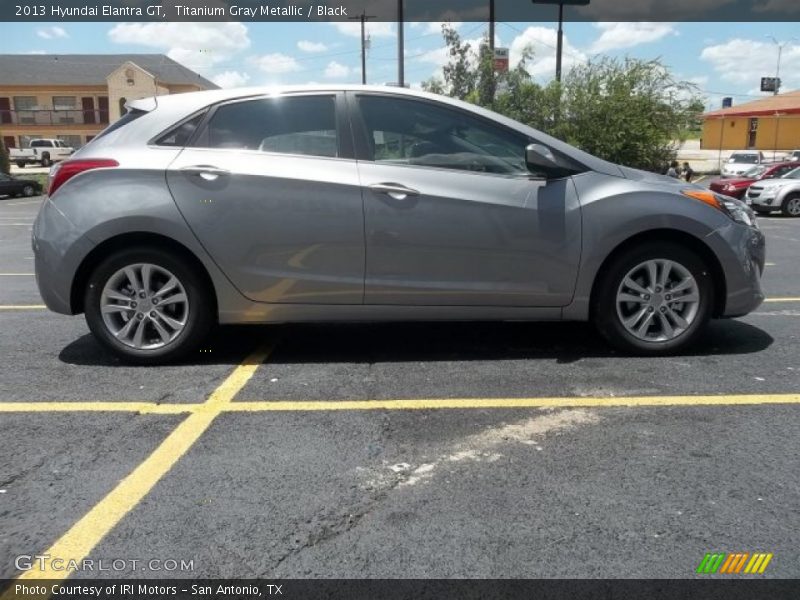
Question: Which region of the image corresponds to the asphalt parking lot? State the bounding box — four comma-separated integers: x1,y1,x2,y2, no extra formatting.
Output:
1,194,799,582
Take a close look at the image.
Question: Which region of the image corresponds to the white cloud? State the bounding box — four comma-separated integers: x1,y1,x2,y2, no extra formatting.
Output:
297,40,329,53
701,38,800,90
252,53,301,75
589,22,677,53
108,22,250,77
323,61,351,79
37,26,68,40
331,22,395,38
212,70,250,88
509,26,587,79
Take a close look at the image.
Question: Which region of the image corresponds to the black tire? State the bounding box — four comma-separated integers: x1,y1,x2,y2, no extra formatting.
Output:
752,207,772,215
15,161,26,169
84,247,214,365
593,242,714,356
40,154,51,168
780,193,800,218
22,185,35,197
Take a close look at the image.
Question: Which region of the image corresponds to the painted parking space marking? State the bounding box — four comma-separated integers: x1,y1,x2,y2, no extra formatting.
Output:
0,305,46,310
3,393,800,415
8,342,274,586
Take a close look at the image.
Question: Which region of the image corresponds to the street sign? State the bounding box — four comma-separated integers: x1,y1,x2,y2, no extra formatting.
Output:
761,77,781,92
493,47,509,73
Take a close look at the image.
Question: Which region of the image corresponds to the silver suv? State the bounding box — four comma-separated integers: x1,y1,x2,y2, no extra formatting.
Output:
33,86,765,363
747,166,800,216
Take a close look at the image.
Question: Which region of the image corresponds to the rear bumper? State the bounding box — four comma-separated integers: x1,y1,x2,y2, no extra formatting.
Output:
32,198,94,315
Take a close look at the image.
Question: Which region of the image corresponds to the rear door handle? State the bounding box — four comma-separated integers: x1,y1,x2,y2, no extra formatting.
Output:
180,165,230,181
368,183,420,200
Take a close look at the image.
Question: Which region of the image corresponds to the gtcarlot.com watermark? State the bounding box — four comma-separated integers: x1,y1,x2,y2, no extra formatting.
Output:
15,554,194,573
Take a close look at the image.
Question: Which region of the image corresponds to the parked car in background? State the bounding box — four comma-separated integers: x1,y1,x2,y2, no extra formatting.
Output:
721,151,765,178
10,139,74,168
710,162,798,199
789,150,800,162
33,86,764,363
747,166,800,216
0,172,42,198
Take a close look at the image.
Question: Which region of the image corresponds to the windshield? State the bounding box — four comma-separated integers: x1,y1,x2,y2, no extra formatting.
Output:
785,167,800,179
728,154,759,164
743,166,766,178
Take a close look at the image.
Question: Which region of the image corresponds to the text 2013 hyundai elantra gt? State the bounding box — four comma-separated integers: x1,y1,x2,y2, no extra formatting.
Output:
33,86,765,364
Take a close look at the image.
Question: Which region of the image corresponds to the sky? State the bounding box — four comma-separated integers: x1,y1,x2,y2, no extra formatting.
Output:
3,20,799,110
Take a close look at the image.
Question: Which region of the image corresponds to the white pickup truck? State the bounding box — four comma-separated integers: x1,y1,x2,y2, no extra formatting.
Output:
10,139,74,168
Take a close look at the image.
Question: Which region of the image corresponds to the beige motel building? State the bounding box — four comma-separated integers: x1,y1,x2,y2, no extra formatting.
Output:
0,54,218,150
701,90,800,151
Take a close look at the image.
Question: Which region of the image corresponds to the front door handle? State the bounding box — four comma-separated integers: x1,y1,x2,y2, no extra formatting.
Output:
369,183,420,201
180,165,230,181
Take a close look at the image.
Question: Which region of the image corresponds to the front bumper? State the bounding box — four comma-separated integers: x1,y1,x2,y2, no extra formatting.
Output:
714,221,765,318
32,197,94,314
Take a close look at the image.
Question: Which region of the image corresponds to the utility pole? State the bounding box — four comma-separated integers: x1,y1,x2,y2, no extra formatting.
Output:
766,35,797,96
398,0,404,87
489,0,495,53
555,2,564,82
350,11,375,85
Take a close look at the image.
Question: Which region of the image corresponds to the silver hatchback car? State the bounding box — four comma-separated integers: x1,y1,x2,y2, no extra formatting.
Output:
33,86,765,364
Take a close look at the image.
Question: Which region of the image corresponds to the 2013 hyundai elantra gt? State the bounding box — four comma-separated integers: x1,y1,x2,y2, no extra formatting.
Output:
33,86,765,364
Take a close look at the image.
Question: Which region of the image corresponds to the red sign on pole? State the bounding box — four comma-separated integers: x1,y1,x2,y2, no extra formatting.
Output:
493,48,509,73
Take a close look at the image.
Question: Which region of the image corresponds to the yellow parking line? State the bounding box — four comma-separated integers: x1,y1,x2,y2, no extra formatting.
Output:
0,305,46,310
10,342,274,586
0,402,193,414
764,297,800,303
228,394,800,412
4,393,800,415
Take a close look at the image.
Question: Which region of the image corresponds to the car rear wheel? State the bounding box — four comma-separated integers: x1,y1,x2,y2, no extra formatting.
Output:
84,248,214,364
593,242,714,355
40,155,51,168
781,194,800,218
22,185,35,197
15,161,26,169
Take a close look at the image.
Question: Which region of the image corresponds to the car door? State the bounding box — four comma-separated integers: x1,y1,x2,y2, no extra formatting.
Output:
166,92,365,304
349,92,582,307
0,173,12,196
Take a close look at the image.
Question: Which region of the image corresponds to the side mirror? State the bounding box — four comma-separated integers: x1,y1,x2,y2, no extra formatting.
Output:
525,143,560,175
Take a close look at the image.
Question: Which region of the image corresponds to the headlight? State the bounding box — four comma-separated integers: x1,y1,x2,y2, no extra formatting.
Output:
681,189,757,227
723,184,737,192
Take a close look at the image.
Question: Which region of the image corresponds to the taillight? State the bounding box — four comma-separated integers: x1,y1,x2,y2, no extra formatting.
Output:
47,159,119,196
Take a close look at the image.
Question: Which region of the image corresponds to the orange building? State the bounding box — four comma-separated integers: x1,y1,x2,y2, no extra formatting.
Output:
0,54,218,150
702,90,800,151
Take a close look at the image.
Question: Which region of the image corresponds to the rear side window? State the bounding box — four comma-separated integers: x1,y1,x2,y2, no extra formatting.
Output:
155,112,206,147
92,108,147,142
31,140,52,148
197,95,338,158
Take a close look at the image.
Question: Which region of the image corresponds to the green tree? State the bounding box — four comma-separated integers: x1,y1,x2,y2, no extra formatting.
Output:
425,26,704,171
556,57,700,171
0,133,10,175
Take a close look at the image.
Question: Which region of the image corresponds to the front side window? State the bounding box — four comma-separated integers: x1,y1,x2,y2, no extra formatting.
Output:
357,95,530,175
199,95,338,158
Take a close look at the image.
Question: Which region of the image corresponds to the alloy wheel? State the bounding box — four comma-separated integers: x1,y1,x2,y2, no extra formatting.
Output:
100,263,189,350
615,259,700,343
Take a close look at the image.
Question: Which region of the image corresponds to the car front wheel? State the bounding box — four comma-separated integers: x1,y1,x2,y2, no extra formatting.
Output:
781,194,800,217
593,242,714,355
84,248,214,364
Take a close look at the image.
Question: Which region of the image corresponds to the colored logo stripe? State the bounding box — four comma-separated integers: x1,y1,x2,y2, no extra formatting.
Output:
697,552,773,574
